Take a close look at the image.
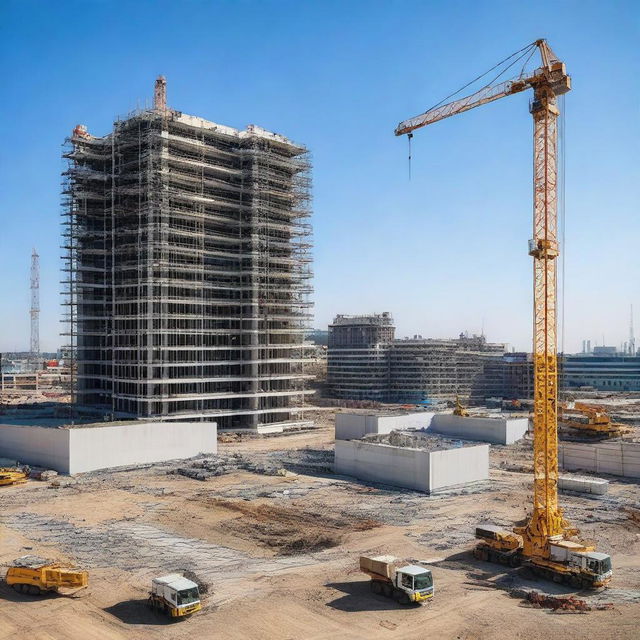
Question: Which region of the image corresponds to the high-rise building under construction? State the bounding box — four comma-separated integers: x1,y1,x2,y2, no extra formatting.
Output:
62,77,313,430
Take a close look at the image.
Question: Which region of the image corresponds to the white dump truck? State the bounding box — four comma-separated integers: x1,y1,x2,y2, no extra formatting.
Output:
360,555,434,605
148,574,202,618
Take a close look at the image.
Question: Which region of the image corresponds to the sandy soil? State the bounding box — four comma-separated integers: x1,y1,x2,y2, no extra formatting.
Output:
1,414,639,640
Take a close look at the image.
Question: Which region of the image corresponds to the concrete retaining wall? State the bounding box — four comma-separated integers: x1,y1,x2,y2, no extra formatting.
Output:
428,445,490,491
335,411,527,445
335,412,434,440
334,440,488,492
0,425,69,471
559,442,640,478
0,421,217,474
558,475,609,495
430,415,528,445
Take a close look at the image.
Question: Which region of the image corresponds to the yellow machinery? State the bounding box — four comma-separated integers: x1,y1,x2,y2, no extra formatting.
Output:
6,555,88,595
561,401,632,438
0,467,29,486
453,396,469,417
395,39,612,588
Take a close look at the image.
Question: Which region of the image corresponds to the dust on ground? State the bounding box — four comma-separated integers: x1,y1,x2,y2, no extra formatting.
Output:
0,408,639,640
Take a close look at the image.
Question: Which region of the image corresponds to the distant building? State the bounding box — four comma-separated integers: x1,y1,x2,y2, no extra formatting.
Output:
327,313,394,401
388,335,506,404
326,313,507,404
306,329,329,346
562,354,640,392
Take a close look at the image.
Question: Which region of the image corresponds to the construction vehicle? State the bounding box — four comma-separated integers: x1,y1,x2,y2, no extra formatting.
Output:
395,39,613,588
0,466,29,486
473,526,611,588
453,395,469,417
5,555,88,595
560,401,632,438
359,555,434,604
148,574,202,618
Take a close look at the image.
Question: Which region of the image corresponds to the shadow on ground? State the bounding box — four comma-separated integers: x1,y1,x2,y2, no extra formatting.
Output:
325,580,419,612
104,599,177,625
0,582,62,603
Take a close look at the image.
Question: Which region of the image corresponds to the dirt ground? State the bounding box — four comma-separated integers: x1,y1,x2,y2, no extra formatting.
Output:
1,413,639,640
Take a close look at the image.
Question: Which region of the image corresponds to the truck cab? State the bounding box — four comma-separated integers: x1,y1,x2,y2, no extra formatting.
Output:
150,574,201,617
567,551,612,587
395,565,434,603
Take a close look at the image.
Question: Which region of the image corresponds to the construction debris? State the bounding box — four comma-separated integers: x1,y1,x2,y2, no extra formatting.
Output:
525,591,614,612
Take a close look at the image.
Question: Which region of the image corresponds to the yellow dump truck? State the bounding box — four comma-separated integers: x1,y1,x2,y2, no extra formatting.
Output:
5,556,88,595
360,555,434,605
148,574,202,618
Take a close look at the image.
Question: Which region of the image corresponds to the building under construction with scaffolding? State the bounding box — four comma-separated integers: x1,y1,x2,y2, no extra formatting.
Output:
62,77,313,430
327,313,507,404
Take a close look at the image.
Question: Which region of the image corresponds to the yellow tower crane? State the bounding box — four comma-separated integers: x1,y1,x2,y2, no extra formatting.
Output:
395,40,612,588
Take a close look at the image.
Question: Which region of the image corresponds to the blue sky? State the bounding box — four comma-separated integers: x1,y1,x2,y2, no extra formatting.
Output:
0,0,638,353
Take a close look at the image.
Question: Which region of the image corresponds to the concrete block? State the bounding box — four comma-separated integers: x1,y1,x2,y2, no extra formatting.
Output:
559,442,640,479
335,411,434,441
558,475,609,495
0,421,217,474
334,439,488,493
430,414,528,445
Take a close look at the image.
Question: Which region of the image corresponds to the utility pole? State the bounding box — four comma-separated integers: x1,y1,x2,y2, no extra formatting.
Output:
30,249,40,361
630,304,636,356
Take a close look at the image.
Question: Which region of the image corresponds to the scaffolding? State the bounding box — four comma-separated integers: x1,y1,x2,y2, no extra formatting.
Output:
326,315,507,405
61,80,313,429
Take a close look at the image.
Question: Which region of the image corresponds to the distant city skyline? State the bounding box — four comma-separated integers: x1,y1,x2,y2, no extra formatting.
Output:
1,1,638,354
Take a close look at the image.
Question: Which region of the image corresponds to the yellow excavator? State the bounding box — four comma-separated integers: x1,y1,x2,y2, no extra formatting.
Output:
0,467,29,487
395,39,612,588
453,395,469,417
560,401,632,438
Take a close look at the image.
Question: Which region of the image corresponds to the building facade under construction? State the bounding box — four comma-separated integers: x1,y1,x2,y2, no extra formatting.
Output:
327,313,507,404
62,77,313,430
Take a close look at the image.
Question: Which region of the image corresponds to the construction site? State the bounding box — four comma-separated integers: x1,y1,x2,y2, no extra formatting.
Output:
1,36,639,640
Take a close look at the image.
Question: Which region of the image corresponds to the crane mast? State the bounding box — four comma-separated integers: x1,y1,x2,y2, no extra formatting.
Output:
396,40,575,561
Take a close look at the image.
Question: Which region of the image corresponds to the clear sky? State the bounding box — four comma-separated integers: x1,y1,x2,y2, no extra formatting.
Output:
0,0,638,353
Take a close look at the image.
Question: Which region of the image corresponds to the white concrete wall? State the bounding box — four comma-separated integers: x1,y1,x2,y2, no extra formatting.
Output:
0,425,69,471
558,475,608,495
334,440,430,491
430,415,528,445
559,442,640,478
334,439,488,492
0,421,217,474
428,444,489,491
335,412,434,441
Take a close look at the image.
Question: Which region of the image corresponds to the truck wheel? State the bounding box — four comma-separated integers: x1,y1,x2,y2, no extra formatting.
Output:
29,586,41,595
11,583,21,592
399,593,411,606
370,581,382,595
20,584,30,594
569,575,581,588
382,583,393,598
508,554,521,568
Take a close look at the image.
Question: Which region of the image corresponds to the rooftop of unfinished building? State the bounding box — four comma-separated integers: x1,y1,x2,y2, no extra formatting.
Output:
361,430,485,451
330,313,394,326
71,76,306,152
